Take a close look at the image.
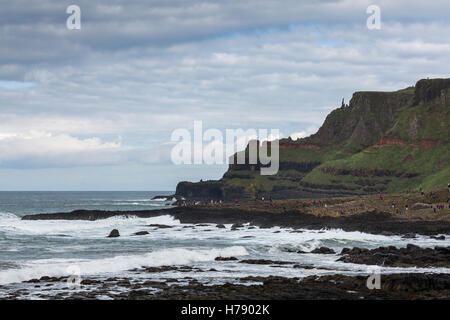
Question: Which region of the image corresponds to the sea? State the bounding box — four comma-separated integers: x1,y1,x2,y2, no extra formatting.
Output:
0,191,449,299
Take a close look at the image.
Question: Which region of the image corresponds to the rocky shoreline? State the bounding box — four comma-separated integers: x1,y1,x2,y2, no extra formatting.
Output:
3,240,449,300
338,245,450,268
22,206,450,236
3,272,449,300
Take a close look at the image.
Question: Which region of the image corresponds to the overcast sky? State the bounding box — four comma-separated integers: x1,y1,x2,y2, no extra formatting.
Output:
0,0,449,191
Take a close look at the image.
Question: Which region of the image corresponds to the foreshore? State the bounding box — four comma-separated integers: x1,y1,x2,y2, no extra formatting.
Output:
3,245,449,300
22,190,450,236
3,273,450,300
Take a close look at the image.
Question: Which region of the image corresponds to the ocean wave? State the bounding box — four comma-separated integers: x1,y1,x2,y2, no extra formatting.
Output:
0,212,19,220
0,246,248,285
0,214,180,237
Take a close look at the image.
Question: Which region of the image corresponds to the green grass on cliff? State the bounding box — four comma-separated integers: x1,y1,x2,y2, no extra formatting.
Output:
387,101,450,142
302,144,449,193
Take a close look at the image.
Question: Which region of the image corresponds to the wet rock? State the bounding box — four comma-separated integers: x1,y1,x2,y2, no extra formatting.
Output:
406,244,420,251
338,245,450,267
24,278,40,283
311,247,335,254
147,224,172,229
107,229,120,238
133,231,149,236
231,223,244,230
216,224,226,228
80,279,102,285
283,248,307,254
293,264,315,269
431,235,445,240
239,259,295,265
401,233,417,239
215,256,238,261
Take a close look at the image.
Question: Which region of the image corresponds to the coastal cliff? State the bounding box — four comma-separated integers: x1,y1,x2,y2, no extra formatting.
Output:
176,78,450,200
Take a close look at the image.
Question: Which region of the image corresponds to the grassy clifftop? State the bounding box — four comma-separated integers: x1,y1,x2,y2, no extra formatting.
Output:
176,78,450,200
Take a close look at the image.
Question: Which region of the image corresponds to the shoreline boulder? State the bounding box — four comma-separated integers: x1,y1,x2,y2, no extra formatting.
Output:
107,229,120,238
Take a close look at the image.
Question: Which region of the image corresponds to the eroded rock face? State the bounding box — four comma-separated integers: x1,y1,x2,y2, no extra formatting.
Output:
413,78,450,105
107,229,120,238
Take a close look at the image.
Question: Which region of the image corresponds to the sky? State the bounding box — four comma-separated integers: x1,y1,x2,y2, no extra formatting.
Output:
0,0,449,191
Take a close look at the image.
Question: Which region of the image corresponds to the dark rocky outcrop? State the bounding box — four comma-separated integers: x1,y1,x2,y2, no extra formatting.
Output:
215,256,238,261
107,229,120,238
310,247,335,254
133,231,149,236
413,78,450,105
239,259,296,265
147,224,173,228
24,273,450,300
338,245,450,267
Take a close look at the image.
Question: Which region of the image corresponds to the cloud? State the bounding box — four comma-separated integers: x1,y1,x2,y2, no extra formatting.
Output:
0,131,128,168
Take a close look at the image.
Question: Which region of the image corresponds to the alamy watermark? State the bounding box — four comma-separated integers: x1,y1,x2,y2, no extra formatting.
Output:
66,265,82,289
366,266,381,290
366,5,381,30
170,121,279,175
66,5,81,30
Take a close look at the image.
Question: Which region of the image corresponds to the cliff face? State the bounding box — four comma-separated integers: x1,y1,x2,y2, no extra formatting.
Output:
176,78,450,200
413,78,450,105
306,90,412,151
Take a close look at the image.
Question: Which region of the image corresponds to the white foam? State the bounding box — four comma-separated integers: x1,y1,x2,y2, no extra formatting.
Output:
0,246,248,285
0,214,180,238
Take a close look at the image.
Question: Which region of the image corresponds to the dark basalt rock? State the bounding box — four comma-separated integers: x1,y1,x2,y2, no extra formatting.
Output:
283,248,307,254
231,223,244,230
216,224,226,228
401,233,417,239
133,231,149,236
311,247,335,254
107,229,120,238
239,259,295,265
215,256,238,261
338,245,450,268
147,224,172,228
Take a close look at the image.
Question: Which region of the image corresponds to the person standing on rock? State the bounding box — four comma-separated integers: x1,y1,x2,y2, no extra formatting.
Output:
379,193,383,200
